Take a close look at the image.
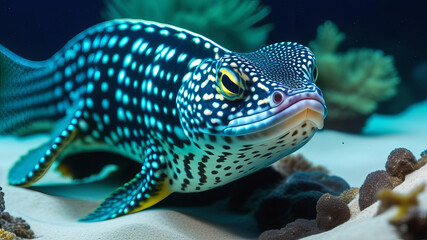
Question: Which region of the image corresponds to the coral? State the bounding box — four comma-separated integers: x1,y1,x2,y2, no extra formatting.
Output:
0,229,16,240
313,188,357,232
227,167,282,213
258,219,320,240
316,193,350,231
254,171,349,231
101,0,272,52
264,150,426,239
0,190,4,213
157,167,283,213
392,208,427,240
285,171,351,194
376,184,425,223
309,21,400,132
386,148,418,180
358,170,402,211
309,20,345,56
0,187,35,239
339,187,359,204
416,149,427,170
272,154,329,179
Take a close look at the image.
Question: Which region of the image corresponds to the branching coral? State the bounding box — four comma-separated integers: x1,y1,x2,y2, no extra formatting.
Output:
0,229,16,240
377,183,425,223
101,0,272,52
309,21,345,56
309,21,400,128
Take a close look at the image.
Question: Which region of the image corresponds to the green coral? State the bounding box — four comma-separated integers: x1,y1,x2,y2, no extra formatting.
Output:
309,21,345,56
309,21,400,120
101,0,272,52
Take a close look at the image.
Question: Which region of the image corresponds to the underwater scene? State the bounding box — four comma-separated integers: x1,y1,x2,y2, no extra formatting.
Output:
0,0,426,239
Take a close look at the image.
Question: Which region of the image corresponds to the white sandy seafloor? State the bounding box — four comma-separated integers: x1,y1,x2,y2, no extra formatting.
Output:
0,99,426,239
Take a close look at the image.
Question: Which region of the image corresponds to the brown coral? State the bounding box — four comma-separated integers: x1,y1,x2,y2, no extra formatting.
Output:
316,193,350,231
258,219,320,240
272,154,329,179
358,170,402,211
0,187,35,239
339,187,359,204
0,190,4,213
385,148,417,180
376,184,425,223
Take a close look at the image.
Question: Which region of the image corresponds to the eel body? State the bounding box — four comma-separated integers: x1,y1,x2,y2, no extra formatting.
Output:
0,19,327,221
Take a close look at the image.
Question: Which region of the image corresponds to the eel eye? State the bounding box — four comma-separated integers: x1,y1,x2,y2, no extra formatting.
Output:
313,65,318,82
216,68,245,100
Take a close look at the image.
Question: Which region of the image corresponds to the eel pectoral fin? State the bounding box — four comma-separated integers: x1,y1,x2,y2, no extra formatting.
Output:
7,109,82,187
80,174,172,222
80,154,172,222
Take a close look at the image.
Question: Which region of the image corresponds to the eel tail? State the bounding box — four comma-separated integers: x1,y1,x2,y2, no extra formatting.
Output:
0,45,70,135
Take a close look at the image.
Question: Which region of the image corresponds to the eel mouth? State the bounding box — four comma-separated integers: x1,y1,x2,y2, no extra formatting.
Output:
223,94,326,139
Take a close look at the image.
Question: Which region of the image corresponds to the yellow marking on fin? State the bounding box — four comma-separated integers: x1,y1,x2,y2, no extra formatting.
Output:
130,179,173,213
57,164,75,178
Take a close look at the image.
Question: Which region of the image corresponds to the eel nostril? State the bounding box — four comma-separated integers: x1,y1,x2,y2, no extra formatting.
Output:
272,91,285,106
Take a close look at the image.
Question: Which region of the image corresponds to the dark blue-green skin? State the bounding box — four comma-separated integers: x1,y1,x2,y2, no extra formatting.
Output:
0,19,326,221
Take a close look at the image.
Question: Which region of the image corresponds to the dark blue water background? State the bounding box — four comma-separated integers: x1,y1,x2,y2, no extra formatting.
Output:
1,0,426,113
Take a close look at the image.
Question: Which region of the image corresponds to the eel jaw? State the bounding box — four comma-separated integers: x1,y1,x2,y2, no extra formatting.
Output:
223,98,325,141
256,107,324,140
236,104,324,142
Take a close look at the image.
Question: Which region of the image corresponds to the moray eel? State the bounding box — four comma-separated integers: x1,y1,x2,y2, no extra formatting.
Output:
0,19,326,221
